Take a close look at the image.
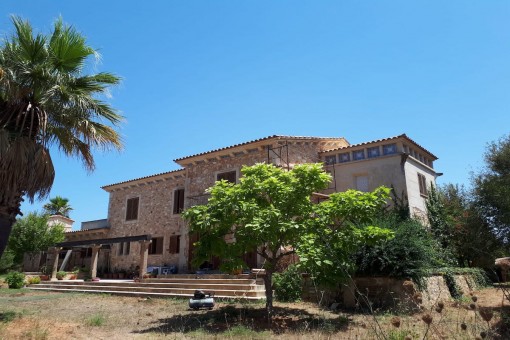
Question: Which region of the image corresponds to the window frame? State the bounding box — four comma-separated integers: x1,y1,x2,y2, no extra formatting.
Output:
352,150,365,161
367,146,380,158
125,197,139,221
149,237,164,255
173,188,185,215
418,173,428,197
216,170,237,183
168,235,180,254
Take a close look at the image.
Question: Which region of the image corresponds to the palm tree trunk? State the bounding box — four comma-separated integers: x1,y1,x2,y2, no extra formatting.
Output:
0,212,15,259
0,194,22,259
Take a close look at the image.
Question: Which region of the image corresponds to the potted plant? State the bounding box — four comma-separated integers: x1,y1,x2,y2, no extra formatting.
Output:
39,265,50,281
56,271,66,280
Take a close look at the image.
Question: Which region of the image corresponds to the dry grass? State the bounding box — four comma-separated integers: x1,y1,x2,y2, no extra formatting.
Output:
0,287,509,339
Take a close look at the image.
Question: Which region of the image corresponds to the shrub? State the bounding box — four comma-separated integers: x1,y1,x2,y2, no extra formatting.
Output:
28,276,41,285
5,271,26,289
273,265,303,302
354,216,445,284
56,271,66,280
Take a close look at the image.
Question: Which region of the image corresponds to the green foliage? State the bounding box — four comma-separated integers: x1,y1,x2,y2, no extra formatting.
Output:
183,163,393,313
43,196,73,217
0,249,16,273
430,267,492,289
273,265,303,302
5,271,25,289
28,276,41,284
0,311,19,323
8,212,65,264
473,134,510,241
298,187,394,286
354,216,444,283
56,271,66,280
86,313,106,326
427,183,507,268
183,163,333,273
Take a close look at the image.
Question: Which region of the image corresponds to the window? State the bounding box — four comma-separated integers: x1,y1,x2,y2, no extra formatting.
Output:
352,150,365,161
324,155,336,165
367,147,380,158
217,170,237,183
339,152,350,163
118,242,130,256
168,235,180,254
149,237,164,255
383,143,397,155
125,197,139,221
355,175,369,192
418,173,428,197
173,189,185,214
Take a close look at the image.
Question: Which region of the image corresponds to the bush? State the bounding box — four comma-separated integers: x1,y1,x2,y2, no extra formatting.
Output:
56,271,66,279
273,265,303,302
354,216,445,283
5,271,26,289
27,276,41,285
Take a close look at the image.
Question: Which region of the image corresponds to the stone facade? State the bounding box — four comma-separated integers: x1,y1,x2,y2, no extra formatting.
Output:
83,134,440,274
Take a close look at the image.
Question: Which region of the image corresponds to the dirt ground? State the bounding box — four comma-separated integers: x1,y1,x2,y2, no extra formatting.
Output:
0,286,509,339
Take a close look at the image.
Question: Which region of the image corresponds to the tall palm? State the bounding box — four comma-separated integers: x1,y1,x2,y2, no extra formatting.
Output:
43,196,73,217
0,17,123,258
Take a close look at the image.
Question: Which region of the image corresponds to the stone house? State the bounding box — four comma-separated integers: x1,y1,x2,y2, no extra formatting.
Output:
52,134,440,278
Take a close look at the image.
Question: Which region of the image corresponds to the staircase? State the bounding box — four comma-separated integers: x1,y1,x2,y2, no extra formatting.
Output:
28,274,266,300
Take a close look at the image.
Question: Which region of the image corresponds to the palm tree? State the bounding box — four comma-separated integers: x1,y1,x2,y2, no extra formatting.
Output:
0,17,123,258
43,196,73,217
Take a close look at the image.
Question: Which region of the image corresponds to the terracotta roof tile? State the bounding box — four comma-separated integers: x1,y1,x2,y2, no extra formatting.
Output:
174,135,346,163
102,168,185,190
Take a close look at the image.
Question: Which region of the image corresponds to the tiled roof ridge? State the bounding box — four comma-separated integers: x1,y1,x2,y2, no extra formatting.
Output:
174,134,346,162
65,227,110,234
102,168,185,189
320,133,437,159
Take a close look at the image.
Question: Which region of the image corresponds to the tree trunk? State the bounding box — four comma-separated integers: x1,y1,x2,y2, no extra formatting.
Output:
0,194,22,260
0,212,16,259
263,269,274,323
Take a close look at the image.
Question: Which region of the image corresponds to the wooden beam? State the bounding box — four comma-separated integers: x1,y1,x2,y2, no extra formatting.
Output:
56,234,151,247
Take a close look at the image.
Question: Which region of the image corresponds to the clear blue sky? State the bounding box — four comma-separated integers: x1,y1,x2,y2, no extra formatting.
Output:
2,1,509,229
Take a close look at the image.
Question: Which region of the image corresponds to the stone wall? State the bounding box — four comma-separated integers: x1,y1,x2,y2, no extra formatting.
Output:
303,274,480,311
107,173,186,272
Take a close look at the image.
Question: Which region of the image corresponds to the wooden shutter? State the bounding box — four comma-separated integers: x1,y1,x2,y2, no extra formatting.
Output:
169,235,180,254
173,189,184,214
126,197,139,221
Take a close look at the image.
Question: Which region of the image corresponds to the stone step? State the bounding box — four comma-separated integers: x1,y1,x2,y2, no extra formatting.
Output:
28,287,265,299
143,278,260,285
31,284,265,297
28,279,266,299
34,281,264,291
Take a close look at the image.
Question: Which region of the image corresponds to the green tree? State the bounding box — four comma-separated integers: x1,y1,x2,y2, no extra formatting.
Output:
0,17,123,259
8,212,65,264
43,196,73,217
473,135,510,242
183,163,392,318
427,183,506,267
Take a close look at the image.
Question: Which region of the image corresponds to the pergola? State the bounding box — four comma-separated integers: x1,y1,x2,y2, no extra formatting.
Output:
49,235,152,280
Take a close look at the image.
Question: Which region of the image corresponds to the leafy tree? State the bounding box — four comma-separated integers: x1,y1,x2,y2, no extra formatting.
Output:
183,163,392,318
427,183,506,267
8,212,65,264
43,196,73,217
473,135,510,243
0,17,123,259
354,216,445,283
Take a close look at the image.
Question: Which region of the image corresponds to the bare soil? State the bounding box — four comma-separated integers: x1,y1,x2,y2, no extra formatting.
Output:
0,285,509,339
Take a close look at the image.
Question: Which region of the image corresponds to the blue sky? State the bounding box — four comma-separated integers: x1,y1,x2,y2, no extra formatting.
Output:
2,1,509,228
